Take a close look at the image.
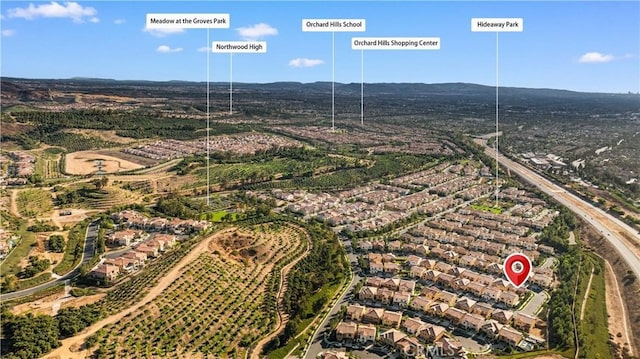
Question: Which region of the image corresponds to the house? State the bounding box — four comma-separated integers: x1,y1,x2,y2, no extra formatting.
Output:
395,337,424,358
402,317,426,335
498,326,523,346
460,269,481,282
409,296,431,312
91,264,119,281
455,297,477,312
436,273,456,287
359,240,373,251
382,253,397,263
383,262,400,275
499,291,520,307
466,282,486,297
365,276,384,287
471,302,494,318
153,234,177,248
487,263,503,275
435,337,464,358
375,288,395,304
410,266,427,279
369,253,383,263
434,261,453,273
448,266,466,277
362,308,385,324
359,286,378,301
109,230,141,246
418,324,446,342
382,310,403,328
429,302,449,317
356,324,377,343
481,319,504,338
406,255,423,267
444,307,466,325
135,243,159,258
346,304,366,321
398,279,416,293
415,245,430,257
369,261,384,274
492,278,511,291
388,240,403,252
460,313,485,332
392,291,411,308
513,312,537,332
459,254,477,267
424,269,442,282
104,257,138,273
335,322,357,341
452,278,470,291
421,286,441,300
492,309,514,324
482,287,502,302
123,250,147,263
420,258,436,269
438,290,458,306
531,273,553,288
381,278,400,290
379,329,407,346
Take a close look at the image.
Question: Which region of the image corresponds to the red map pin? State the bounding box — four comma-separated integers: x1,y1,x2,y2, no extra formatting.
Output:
503,253,532,288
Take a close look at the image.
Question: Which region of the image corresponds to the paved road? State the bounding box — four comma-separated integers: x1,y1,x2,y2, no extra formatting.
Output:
305,264,362,359
1,220,100,301
478,139,640,280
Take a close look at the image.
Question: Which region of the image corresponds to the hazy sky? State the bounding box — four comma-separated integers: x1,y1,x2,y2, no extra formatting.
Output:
1,1,639,93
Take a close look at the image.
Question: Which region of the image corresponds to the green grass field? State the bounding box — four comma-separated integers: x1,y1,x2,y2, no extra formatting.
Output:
579,255,613,359
470,203,504,214
16,189,54,218
0,230,35,276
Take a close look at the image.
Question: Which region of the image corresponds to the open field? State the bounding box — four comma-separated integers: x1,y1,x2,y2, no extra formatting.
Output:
65,150,144,175
578,254,614,359
92,223,306,358
16,189,54,218
64,129,138,144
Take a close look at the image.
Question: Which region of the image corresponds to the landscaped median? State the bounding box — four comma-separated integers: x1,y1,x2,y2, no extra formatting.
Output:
52,219,90,276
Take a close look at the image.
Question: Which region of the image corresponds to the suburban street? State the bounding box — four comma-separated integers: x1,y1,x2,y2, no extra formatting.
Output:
305,256,363,359
1,220,100,301
479,138,640,279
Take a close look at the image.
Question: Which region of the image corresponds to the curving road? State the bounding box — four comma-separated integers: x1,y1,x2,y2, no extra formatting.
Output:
1,220,100,302
477,138,640,279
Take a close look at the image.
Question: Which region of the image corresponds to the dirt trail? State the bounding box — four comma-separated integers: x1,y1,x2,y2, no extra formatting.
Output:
42,229,236,359
250,229,311,359
10,189,19,216
604,260,635,357
579,267,594,321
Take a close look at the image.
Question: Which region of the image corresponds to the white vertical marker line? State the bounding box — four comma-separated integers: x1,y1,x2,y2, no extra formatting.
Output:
206,29,210,206
229,53,233,115
361,49,364,126
332,31,335,131
495,31,499,207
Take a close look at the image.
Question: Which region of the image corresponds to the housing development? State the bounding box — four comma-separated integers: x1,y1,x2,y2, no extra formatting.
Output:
1,2,640,359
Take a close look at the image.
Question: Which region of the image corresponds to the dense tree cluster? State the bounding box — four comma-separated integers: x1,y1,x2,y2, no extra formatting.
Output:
19,256,50,278
48,235,65,253
268,221,348,350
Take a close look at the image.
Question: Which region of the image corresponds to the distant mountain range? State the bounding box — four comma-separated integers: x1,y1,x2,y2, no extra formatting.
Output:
2,77,639,108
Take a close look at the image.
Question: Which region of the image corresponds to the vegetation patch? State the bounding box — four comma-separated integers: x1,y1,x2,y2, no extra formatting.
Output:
16,189,53,218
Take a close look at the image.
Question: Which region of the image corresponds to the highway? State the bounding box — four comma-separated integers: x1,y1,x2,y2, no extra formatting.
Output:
478,139,640,279
1,220,100,301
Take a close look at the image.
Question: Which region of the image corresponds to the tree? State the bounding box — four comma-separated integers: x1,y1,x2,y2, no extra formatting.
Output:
4,313,61,358
48,235,65,253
